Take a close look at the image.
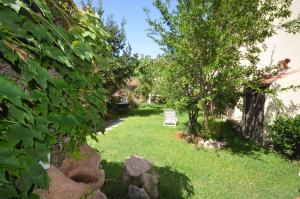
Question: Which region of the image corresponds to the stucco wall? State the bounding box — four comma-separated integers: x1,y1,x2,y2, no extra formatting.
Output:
263,0,300,122
231,0,300,123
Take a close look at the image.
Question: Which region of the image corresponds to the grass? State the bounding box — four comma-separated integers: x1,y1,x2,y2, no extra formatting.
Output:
88,104,300,199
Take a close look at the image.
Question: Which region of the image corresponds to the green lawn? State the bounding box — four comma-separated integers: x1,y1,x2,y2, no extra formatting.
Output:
88,104,300,199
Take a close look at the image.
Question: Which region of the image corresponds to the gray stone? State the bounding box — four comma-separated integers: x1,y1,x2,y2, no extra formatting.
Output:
195,137,205,147
87,190,108,199
203,139,226,149
125,156,152,177
128,185,150,199
141,173,158,199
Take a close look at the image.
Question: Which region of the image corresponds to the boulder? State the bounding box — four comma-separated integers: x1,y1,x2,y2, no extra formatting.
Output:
35,144,106,199
42,166,88,199
87,190,108,199
59,144,105,191
123,170,141,187
124,156,159,199
141,173,158,199
125,156,152,177
128,185,150,199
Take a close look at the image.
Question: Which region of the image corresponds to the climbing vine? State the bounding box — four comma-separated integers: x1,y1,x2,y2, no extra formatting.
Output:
0,0,109,198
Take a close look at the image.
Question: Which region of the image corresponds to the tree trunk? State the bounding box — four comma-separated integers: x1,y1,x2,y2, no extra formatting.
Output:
202,100,210,133
187,105,199,135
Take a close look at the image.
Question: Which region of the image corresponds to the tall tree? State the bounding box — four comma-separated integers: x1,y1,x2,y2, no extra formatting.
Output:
147,0,292,135
105,15,127,57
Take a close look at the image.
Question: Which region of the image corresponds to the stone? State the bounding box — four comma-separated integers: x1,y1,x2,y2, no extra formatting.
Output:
194,137,205,147
123,170,141,187
125,156,152,177
87,190,108,199
141,173,158,199
203,139,226,149
184,135,195,143
124,156,159,199
59,144,105,191
41,165,88,199
175,131,185,139
128,185,150,199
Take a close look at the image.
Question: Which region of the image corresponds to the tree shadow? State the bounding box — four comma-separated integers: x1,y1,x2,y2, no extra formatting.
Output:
126,104,164,117
180,118,267,158
101,160,195,199
216,120,268,158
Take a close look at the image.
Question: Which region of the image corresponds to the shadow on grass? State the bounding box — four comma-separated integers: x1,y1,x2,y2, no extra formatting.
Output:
179,118,266,158
101,160,195,199
127,104,164,117
209,120,268,157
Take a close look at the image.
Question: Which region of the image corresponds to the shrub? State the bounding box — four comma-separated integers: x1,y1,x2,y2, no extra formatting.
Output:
268,115,300,159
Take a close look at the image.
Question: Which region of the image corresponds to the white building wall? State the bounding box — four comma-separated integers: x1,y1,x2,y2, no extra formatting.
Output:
231,0,300,122
263,0,300,123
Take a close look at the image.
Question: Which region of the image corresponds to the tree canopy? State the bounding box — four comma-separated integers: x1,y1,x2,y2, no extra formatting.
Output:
147,0,293,134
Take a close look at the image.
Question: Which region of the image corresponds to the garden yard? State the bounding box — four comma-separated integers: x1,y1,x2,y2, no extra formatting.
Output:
88,104,300,199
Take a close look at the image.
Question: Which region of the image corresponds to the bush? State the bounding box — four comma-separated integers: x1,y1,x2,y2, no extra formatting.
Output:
268,115,300,159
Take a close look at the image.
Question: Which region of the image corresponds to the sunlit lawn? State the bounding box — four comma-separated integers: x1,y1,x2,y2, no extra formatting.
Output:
88,104,300,199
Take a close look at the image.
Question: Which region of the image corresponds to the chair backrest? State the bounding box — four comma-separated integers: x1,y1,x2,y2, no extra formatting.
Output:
164,109,177,125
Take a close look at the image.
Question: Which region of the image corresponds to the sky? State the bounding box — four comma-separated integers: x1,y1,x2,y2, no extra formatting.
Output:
74,0,163,57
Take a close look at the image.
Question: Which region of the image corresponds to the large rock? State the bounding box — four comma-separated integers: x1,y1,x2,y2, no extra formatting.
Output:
35,144,106,199
128,185,150,199
60,144,105,191
125,155,152,177
141,173,158,199
39,166,88,199
87,190,108,199
124,156,159,199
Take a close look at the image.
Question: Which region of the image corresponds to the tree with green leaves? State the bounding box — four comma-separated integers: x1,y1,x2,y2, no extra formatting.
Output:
147,0,293,135
135,55,164,102
81,0,139,116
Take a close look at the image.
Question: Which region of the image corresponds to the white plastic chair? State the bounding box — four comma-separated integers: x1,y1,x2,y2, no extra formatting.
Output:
163,109,177,127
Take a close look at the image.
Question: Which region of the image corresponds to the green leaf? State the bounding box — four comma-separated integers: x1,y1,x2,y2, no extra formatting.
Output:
85,94,101,108
43,45,73,68
34,143,49,162
0,146,20,168
32,0,53,20
0,75,28,107
0,6,21,31
0,167,9,184
30,89,48,104
35,116,49,136
21,59,38,79
22,22,53,42
61,114,78,129
82,31,96,40
7,104,31,125
0,184,18,198
3,0,26,13
72,40,92,61
19,169,32,193
49,78,67,92
7,124,42,147
0,41,18,63
35,64,50,89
